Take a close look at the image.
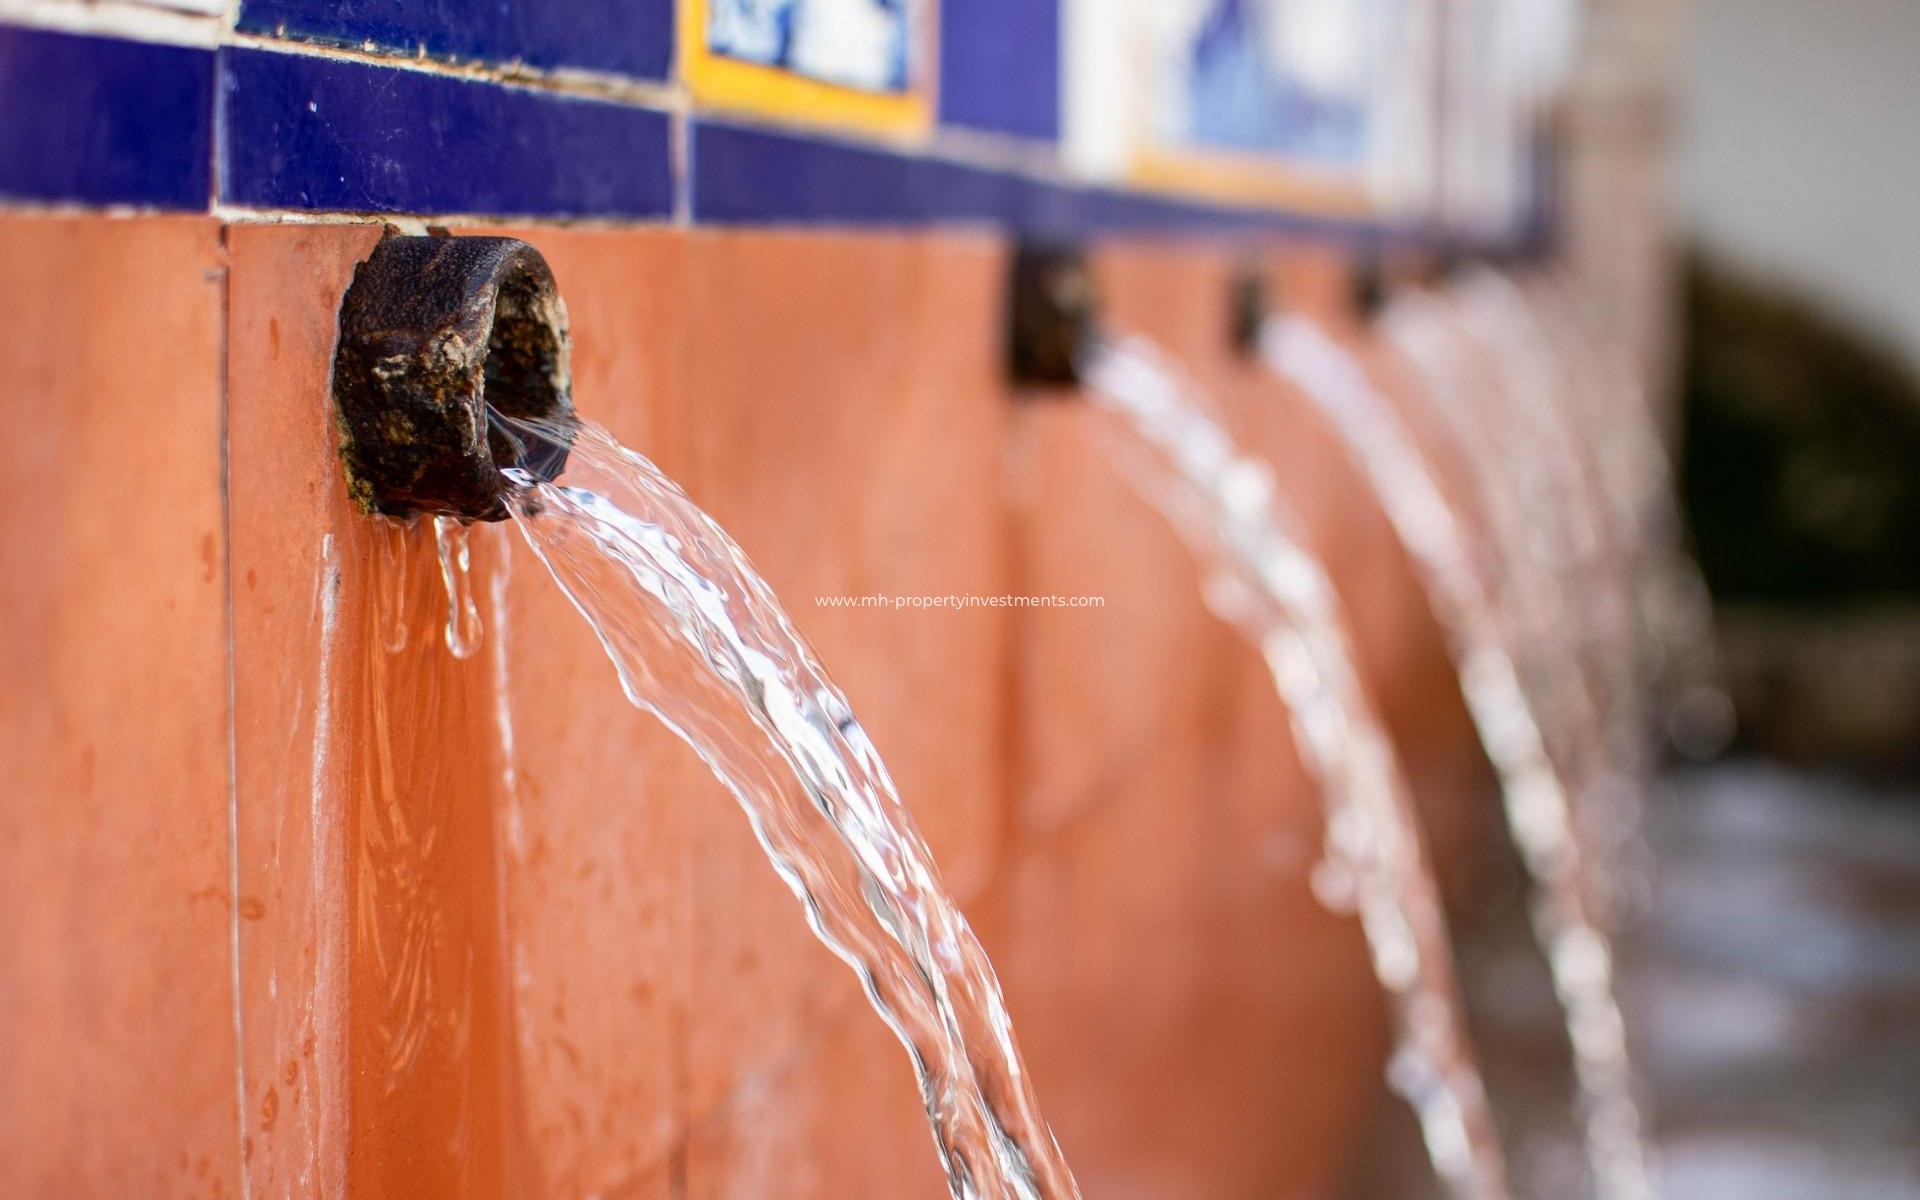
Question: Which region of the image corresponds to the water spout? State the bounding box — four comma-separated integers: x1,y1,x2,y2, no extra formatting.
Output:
1006,245,1097,388
331,232,577,521
330,234,1081,1200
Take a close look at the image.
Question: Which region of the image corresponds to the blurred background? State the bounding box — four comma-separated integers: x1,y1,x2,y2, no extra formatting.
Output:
1419,0,1920,1194
1680,0,1920,774
1652,0,1920,1191
0,0,1916,1197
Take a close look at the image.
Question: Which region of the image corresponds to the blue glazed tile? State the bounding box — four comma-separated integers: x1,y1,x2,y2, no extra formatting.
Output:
690,120,1316,237
1010,177,1087,241
922,158,1021,227
0,26,212,209
221,48,673,218
687,117,1388,243
237,0,672,80
939,0,1059,141
691,120,933,225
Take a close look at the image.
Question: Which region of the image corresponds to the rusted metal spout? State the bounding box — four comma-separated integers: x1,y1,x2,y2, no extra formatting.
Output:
1229,266,1267,357
1353,251,1388,322
1006,244,1096,388
332,232,576,521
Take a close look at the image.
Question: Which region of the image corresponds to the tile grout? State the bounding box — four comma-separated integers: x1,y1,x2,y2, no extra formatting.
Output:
212,222,255,1200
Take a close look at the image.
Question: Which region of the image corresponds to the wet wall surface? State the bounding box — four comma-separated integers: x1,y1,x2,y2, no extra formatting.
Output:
9,212,1908,1200
0,216,1489,1198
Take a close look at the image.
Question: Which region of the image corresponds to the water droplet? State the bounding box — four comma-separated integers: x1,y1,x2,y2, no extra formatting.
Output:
433,516,483,659
373,517,413,654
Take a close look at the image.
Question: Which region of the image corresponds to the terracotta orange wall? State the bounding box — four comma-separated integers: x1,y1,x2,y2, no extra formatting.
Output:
0,215,1496,1198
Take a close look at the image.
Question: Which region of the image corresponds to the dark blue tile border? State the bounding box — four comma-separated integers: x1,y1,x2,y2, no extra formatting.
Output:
691,119,1386,244
690,120,934,226
0,21,1428,246
237,0,673,81
0,26,212,209
220,48,673,218
939,0,1059,142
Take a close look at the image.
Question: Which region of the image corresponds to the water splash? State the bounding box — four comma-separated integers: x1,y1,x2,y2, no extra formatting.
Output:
1080,336,1512,1200
433,515,485,660
491,415,1079,1200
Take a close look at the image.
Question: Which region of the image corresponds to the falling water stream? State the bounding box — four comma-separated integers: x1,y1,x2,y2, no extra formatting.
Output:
475,415,1082,1200
1450,276,1652,896
1078,336,1512,1200
1379,295,1620,864
1523,275,1730,763
1261,314,1658,1200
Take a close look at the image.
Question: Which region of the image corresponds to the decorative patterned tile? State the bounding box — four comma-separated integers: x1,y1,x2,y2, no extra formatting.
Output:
682,0,930,139
938,0,1060,141
1058,0,1427,217
0,26,212,209
220,48,674,217
706,0,912,92
237,0,673,79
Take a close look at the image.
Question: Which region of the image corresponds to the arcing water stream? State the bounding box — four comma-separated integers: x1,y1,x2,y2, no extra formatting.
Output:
481,414,1082,1200
1520,274,1731,765
1450,274,1653,899
1261,313,1658,1200
1079,336,1513,1200
1380,292,1625,894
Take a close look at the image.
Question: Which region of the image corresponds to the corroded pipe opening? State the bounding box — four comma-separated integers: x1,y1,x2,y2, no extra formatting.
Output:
332,232,576,521
1006,244,1096,388
1229,266,1267,358
1352,252,1388,322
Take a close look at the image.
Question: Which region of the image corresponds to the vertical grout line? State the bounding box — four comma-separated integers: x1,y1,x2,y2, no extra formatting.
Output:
214,42,245,1190
209,43,226,214
672,106,694,228
667,220,691,1200
210,0,243,214
214,222,255,1200
209,0,240,213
